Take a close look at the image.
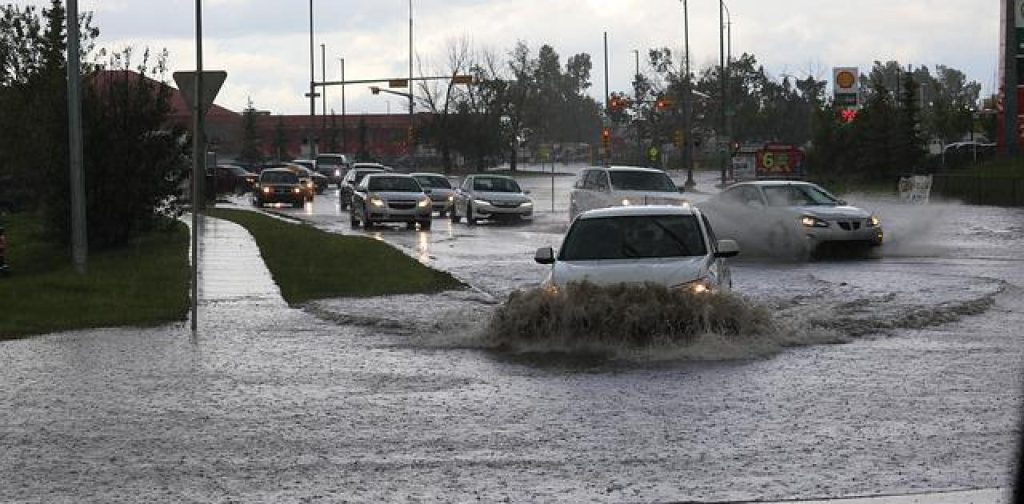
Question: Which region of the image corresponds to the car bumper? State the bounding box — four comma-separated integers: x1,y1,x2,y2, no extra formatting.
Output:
366,206,432,222
806,226,884,245
473,202,534,219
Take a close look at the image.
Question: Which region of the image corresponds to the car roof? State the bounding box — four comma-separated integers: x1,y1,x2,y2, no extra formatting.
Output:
410,172,447,178
469,174,514,180
259,168,298,176
365,172,413,179
728,180,816,188
577,204,696,220
602,165,667,174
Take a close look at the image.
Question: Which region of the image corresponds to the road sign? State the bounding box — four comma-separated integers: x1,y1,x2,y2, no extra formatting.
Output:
389,79,408,88
451,75,474,85
173,71,227,115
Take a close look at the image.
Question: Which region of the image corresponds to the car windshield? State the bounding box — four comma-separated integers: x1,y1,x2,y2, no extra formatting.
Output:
353,169,383,184
609,171,678,192
763,184,839,206
414,175,452,189
367,176,421,192
260,171,297,184
560,214,706,260
316,155,344,167
472,177,521,193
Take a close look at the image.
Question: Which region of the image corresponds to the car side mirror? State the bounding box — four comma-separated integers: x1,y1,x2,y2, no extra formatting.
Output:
715,239,740,258
837,199,847,206
524,189,531,195
534,246,555,264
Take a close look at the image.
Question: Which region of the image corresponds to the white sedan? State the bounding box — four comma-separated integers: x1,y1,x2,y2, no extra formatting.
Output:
534,205,739,293
450,174,533,224
698,180,883,258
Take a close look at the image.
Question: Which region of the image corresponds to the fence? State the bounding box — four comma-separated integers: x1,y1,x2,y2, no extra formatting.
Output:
930,174,1024,206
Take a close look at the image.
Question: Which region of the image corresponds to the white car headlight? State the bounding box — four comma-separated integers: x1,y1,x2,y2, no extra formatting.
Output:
520,201,533,207
801,215,829,228
867,215,880,227
417,197,431,208
447,195,454,202
473,199,490,207
675,278,714,294
334,169,341,177
621,198,632,206
369,196,385,207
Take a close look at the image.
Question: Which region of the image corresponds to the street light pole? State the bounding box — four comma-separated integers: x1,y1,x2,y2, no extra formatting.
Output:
190,0,204,333
633,48,641,164
308,0,316,157
408,0,416,168
681,0,695,188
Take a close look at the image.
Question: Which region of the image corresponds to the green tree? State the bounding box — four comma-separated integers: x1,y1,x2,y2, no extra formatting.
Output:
238,97,261,164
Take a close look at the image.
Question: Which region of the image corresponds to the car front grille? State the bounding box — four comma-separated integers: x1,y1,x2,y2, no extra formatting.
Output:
837,220,862,231
389,201,416,210
493,202,520,208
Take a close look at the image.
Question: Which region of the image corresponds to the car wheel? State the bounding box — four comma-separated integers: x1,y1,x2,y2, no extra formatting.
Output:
466,203,476,225
362,205,373,228
419,219,432,231
350,211,360,227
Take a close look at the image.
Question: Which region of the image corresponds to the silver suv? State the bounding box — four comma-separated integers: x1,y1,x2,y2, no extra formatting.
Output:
568,166,688,221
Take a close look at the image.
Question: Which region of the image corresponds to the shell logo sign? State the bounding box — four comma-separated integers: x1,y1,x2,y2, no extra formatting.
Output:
832,67,859,107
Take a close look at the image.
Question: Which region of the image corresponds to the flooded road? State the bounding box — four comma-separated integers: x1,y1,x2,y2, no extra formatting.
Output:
2,168,1023,502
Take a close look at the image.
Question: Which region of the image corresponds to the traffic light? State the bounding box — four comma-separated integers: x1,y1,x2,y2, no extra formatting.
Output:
601,127,611,151
608,96,628,111
656,97,673,111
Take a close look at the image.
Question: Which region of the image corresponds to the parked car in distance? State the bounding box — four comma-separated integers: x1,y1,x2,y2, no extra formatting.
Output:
534,205,739,293
349,173,432,230
214,164,257,195
411,172,455,217
315,153,350,187
697,180,883,259
569,165,688,220
339,165,389,209
252,168,306,208
450,174,533,224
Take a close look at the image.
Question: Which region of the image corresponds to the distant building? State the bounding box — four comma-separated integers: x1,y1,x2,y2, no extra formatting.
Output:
94,70,424,162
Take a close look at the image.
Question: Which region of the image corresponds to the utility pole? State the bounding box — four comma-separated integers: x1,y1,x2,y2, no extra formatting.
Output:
66,0,87,273
603,31,610,167
633,48,641,164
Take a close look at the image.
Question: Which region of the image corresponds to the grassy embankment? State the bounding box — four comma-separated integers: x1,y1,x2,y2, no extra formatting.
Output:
0,213,190,340
206,208,464,304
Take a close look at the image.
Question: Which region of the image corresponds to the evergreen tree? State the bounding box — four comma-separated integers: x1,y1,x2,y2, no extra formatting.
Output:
238,97,260,164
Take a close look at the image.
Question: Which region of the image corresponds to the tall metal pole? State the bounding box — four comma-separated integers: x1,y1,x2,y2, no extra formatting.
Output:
408,0,415,167
603,31,610,167
340,57,346,152
66,0,87,274
1004,0,1019,156
718,0,727,187
723,2,732,183
321,43,326,138
633,48,641,164
191,0,204,333
308,0,316,157
682,0,695,188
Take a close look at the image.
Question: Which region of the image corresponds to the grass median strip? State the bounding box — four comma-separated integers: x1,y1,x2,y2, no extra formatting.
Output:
206,208,464,304
0,213,190,340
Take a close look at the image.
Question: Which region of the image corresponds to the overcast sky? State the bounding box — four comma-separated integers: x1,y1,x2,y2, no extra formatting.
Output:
16,0,999,115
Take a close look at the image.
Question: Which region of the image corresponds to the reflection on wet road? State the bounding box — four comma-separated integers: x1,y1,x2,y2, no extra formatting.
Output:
2,168,1022,502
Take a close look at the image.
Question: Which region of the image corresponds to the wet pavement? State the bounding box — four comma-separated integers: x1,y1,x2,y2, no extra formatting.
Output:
2,169,1023,503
